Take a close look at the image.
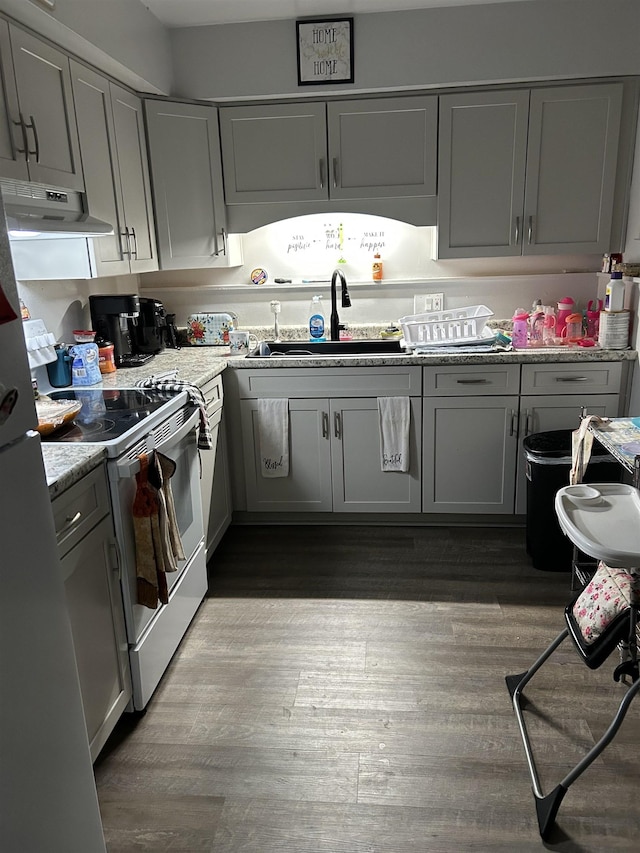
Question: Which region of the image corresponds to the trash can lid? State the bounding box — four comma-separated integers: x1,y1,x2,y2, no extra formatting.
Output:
523,429,613,462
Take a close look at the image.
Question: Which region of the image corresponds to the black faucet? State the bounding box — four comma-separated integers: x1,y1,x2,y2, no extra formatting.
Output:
330,268,351,340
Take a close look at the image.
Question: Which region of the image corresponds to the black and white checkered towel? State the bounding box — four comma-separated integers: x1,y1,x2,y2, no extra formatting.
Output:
135,375,213,449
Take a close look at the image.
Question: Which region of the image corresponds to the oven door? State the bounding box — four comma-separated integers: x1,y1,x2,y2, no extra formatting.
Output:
109,407,205,646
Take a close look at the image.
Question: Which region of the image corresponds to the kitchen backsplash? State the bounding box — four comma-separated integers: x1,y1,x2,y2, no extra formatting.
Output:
15,212,613,340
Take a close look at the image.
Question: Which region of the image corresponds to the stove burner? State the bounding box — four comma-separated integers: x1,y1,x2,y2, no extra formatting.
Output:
76,418,116,435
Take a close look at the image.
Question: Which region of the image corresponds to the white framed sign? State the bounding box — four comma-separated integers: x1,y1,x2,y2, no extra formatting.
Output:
296,18,354,86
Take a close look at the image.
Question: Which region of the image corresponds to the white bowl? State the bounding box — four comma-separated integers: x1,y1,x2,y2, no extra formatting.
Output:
563,485,602,504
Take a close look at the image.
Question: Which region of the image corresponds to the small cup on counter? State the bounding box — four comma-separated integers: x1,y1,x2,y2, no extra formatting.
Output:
228,330,258,355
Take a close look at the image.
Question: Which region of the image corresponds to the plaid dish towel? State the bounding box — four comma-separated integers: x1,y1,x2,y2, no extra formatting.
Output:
135,373,213,449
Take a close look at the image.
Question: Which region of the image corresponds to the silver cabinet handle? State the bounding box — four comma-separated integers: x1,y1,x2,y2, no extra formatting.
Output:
220,227,227,256
322,411,329,439
525,409,534,435
58,510,82,536
527,215,533,244
129,226,138,258
334,411,341,439
509,410,518,437
26,115,39,163
456,378,489,385
555,376,588,382
13,113,29,160
332,157,339,189
121,226,132,257
514,215,520,246
319,158,325,189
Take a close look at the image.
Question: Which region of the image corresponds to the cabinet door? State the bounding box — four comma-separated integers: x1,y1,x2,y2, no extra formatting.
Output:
9,26,84,190
437,90,529,259
145,99,230,269
523,84,622,255
60,516,131,762
331,397,422,512
205,417,232,554
220,102,327,203
70,61,129,275
110,84,157,272
0,20,28,180
515,393,622,514
327,96,437,200
423,395,519,514
241,398,332,512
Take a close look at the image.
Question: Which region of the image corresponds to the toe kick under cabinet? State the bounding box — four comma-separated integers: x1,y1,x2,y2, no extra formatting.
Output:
232,367,422,513
422,362,625,515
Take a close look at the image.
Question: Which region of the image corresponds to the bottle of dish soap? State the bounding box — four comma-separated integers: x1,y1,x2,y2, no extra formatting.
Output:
308,295,326,342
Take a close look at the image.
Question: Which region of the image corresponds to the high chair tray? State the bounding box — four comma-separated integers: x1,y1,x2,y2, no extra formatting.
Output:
555,483,640,568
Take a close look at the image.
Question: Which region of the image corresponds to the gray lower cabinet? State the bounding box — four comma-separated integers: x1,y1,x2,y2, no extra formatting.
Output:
438,82,623,258
514,361,625,513
240,396,421,513
423,361,625,515
423,394,519,514
52,465,131,762
0,21,83,188
199,375,231,560
235,367,422,514
145,99,242,270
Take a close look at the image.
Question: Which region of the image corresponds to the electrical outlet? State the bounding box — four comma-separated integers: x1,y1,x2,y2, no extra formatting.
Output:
414,293,444,314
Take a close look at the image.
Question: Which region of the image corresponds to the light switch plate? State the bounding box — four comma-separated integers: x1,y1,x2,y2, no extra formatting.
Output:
414,293,444,314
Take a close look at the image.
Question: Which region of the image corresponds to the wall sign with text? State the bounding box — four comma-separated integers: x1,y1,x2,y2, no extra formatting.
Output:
296,18,354,85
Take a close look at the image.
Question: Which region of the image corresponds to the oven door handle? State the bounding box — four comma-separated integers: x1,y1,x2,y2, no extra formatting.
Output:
114,407,200,478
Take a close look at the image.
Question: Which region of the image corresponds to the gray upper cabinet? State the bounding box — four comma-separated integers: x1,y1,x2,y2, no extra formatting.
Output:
220,96,437,205
70,61,126,273
220,102,327,203
327,97,437,200
438,83,623,258
72,64,157,274
145,100,237,270
109,84,157,273
0,22,83,189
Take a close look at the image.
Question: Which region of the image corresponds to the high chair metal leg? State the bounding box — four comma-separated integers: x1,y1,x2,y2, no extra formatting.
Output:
506,628,640,840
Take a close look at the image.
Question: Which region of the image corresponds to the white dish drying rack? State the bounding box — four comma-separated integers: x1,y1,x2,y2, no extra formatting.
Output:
398,305,494,347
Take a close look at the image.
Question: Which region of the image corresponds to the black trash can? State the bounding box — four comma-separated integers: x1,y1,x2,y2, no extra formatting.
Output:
523,429,621,571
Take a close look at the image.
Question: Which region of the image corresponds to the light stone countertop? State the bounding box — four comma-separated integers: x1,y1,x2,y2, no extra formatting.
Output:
41,335,636,497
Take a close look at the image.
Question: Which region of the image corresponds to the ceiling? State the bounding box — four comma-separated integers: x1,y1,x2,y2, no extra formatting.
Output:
141,0,547,28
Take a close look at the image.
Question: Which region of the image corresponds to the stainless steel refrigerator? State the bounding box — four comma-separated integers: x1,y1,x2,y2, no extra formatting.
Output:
0,191,106,851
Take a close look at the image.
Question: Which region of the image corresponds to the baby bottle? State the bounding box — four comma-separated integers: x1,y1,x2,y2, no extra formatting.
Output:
512,310,529,349
542,305,557,345
555,297,575,337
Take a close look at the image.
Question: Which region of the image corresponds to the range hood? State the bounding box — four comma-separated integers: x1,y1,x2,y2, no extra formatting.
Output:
1,180,113,237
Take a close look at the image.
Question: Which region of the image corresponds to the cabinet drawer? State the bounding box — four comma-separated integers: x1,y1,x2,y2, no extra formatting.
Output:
423,364,520,396
521,362,622,395
201,374,224,417
52,465,110,558
236,367,422,398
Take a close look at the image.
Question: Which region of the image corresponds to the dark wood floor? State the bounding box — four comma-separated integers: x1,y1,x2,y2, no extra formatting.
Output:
94,525,639,852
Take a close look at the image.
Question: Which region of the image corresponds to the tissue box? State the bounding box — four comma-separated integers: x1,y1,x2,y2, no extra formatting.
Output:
187,312,236,346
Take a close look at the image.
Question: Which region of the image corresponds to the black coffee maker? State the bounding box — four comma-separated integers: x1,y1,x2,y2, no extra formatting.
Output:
89,294,154,368
136,297,167,354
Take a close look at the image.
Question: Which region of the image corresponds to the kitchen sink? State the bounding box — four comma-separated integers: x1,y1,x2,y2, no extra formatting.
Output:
247,339,406,358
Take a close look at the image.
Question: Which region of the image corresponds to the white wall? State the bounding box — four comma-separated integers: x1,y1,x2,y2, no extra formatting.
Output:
137,213,601,329
623,112,640,412
170,0,640,101
0,0,172,92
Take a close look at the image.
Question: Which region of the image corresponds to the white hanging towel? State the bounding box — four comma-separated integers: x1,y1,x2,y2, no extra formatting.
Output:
257,398,289,478
570,413,610,485
378,396,410,472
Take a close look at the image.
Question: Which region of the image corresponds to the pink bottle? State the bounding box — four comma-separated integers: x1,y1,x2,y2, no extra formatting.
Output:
512,311,529,348
556,297,575,337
